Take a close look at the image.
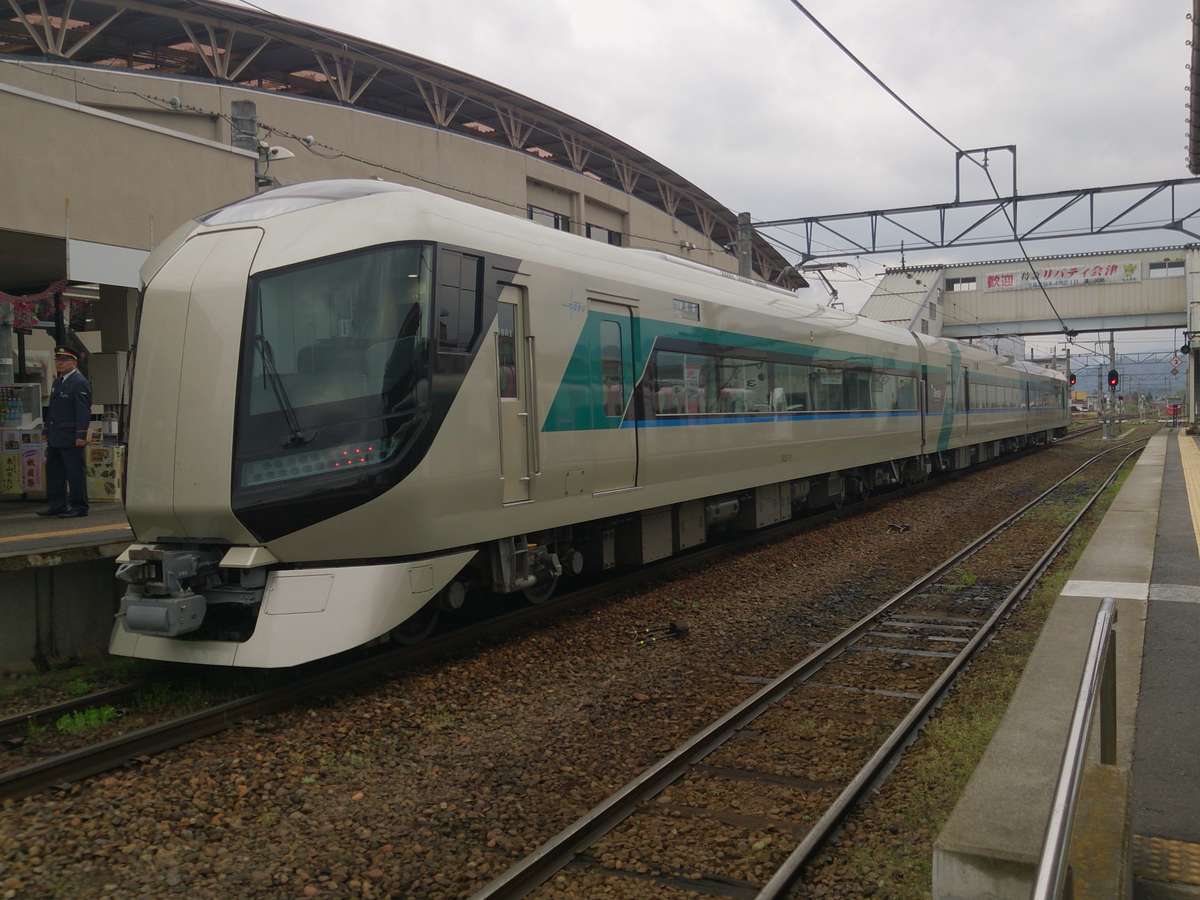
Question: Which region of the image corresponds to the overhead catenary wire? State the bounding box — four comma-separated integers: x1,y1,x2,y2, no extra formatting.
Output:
781,0,1074,337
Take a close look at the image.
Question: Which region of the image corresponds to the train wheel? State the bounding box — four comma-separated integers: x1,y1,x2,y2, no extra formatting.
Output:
390,602,440,645
523,575,559,605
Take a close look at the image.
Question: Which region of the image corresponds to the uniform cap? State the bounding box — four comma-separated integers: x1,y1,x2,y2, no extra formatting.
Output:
53,347,79,361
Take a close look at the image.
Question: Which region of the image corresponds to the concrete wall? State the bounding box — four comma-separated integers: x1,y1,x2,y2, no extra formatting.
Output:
0,61,738,273
0,82,256,252
1,556,122,673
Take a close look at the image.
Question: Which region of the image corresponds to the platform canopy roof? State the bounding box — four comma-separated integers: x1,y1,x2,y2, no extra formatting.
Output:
1,0,800,286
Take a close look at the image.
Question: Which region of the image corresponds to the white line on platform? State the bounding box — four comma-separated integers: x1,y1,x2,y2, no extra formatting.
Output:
1060,579,1149,600
1149,584,1200,605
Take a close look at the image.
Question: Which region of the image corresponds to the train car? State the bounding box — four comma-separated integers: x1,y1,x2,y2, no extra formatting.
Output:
110,180,1069,667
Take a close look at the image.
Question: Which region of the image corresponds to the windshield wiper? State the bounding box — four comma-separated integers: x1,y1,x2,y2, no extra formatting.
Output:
255,335,315,448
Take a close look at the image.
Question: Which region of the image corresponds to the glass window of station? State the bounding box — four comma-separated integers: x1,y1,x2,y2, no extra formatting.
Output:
585,223,623,246
528,204,571,232
1149,260,1184,279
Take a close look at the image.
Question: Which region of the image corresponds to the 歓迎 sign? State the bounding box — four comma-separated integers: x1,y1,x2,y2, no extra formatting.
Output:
983,262,1140,292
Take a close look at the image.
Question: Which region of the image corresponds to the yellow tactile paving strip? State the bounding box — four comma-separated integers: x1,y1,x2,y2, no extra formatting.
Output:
1134,834,1200,886
0,523,131,544
1177,432,1200,561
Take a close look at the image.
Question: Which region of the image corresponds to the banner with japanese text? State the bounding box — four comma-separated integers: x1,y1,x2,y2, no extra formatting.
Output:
982,261,1140,292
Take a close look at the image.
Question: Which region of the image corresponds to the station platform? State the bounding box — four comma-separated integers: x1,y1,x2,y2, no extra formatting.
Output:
1130,430,1200,897
0,500,131,570
934,430,1200,899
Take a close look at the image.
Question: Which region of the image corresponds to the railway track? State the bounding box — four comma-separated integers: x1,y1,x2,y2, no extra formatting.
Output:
1059,422,1102,441
0,432,1132,804
470,440,1144,900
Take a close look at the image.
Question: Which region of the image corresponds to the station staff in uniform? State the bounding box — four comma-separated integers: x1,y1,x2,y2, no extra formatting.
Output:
39,348,91,518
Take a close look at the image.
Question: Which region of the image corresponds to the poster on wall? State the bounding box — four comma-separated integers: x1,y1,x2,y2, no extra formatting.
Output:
982,262,1140,292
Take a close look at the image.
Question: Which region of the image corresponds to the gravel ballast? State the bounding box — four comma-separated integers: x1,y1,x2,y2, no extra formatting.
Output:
0,437,1131,898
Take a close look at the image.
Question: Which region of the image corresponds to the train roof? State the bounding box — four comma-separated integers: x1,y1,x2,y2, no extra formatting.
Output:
191,180,1065,382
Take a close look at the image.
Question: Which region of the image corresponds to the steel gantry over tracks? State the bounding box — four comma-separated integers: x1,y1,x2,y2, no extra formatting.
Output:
754,176,1200,262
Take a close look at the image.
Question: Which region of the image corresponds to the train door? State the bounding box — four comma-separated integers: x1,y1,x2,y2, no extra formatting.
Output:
589,299,637,493
963,370,970,437
495,286,534,504
919,371,927,453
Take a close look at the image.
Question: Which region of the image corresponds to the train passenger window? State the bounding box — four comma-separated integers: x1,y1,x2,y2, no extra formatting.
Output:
717,357,769,413
811,368,843,410
843,371,872,410
436,250,482,353
871,373,896,411
600,321,624,418
773,362,810,411
653,351,717,414
895,376,917,410
926,375,945,414
496,304,517,399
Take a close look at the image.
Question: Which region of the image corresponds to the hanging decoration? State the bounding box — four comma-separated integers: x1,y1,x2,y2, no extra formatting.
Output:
0,281,71,330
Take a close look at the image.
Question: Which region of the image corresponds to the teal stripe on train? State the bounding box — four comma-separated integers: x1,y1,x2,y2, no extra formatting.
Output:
936,343,961,452
541,313,926,432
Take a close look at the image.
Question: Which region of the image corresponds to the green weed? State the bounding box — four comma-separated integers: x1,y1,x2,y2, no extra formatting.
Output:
63,677,94,698
55,705,118,734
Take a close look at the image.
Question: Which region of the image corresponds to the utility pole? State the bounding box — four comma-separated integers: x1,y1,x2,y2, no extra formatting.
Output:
1065,346,1071,412
736,212,753,279
1107,331,1118,439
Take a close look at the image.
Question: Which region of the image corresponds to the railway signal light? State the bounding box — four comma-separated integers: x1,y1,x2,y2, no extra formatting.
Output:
1069,373,1077,386
1108,369,1119,388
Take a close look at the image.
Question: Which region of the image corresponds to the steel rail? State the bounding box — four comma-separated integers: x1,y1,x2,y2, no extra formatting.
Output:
0,434,1119,802
1059,423,1103,441
756,449,1140,899
1031,596,1118,900
469,441,1145,899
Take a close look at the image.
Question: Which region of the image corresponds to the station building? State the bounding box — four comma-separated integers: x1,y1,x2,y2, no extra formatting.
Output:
0,0,800,441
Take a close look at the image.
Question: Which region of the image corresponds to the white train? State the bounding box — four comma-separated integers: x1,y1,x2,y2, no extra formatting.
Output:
111,180,1069,667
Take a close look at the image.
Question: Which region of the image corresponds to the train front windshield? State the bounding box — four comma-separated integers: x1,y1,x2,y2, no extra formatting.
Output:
233,242,434,491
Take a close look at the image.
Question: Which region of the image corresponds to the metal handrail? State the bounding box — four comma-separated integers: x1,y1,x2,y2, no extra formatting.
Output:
1031,596,1118,900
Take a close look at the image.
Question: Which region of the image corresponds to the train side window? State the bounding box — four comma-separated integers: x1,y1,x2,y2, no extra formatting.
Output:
717,357,769,413
926,374,945,414
436,250,482,353
655,350,718,414
773,362,811,411
872,372,896,411
600,320,624,418
895,375,917,410
496,304,517,398
811,367,843,410
843,370,871,410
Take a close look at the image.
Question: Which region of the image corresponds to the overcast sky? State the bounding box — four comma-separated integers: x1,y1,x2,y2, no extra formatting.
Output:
259,0,1193,360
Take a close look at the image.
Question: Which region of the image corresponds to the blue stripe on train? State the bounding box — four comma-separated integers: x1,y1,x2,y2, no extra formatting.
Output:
622,410,921,428
621,408,1043,428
